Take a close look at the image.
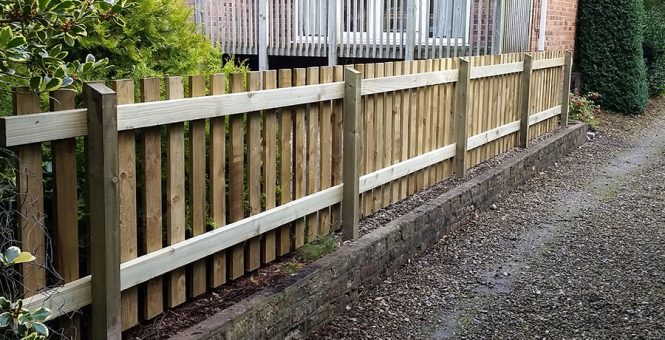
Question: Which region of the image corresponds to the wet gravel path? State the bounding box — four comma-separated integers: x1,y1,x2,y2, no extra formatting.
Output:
311,99,665,340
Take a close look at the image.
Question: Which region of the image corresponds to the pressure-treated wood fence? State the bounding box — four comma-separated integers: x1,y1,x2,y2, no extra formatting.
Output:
0,50,571,338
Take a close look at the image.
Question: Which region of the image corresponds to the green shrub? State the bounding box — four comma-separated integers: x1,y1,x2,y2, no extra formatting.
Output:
1,247,52,340
569,92,601,130
68,0,223,80
576,0,648,114
643,4,665,96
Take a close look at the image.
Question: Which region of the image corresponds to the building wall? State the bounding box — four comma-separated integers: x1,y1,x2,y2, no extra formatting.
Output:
530,0,578,51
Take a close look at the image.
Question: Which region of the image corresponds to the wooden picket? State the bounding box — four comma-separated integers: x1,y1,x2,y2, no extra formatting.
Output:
331,65,344,230
112,80,138,331
228,73,246,279
262,70,278,264
208,73,227,287
319,67,333,235
293,68,307,248
278,69,294,255
50,89,81,338
246,72,262,273
165,77,187,308
139,78,164,320
188,76,208,297
14,88,45,296
306,67,321,239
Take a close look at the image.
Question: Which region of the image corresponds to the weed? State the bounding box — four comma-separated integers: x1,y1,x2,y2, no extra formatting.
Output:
299,234,339,263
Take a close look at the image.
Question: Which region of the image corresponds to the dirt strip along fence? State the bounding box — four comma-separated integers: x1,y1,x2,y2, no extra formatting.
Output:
0,50,571,338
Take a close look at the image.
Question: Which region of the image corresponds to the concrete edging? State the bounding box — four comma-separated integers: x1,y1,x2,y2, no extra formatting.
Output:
171,122,588,340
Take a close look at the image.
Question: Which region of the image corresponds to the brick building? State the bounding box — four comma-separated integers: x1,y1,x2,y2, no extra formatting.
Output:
531,0,579,51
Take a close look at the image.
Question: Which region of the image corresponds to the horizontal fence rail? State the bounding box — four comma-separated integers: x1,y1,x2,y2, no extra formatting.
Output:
2,51,571,338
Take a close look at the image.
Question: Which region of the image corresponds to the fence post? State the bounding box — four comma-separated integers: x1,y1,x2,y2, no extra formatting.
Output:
454,58,471,178
258,0,268,71
13,88,46,296
405,0,416,60
560,51,573,126
519,53,534,148
84,82,121,340
327,0,337,66
342,67,361,240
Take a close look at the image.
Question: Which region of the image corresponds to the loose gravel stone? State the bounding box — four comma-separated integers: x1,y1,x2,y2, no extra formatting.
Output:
310,97,665,340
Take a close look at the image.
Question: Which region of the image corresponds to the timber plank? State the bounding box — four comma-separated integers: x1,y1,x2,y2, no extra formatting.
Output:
331,66,344,230
293,69,307,248
50,88,82,337
140,78,164,320
305,67,320,240
246,72,262,272
14,88,46,295
208,74,227,287
229,73,246,280
262,70,278,263
165,77,187,307
188,75,208,297
319,67,333,235
110,80,138,330
278,69,294,255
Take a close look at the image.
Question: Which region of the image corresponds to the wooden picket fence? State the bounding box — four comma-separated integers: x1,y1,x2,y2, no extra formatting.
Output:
0,50,571,338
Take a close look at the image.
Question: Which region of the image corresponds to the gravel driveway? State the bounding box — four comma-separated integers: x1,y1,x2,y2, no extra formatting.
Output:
310,99,665,340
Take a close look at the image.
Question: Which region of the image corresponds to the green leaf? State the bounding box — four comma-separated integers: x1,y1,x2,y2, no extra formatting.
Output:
0,297,10,309
21,333,42,340
29,77,42,91
16,310,30,324
54,67,66,78
3,246,21,263
85,54,96,63
0,27,12,48
30,307,51,322
44,77,63,92
112,16,126,27
35,30,48,42
49,44,62,56
70,25,87,37
38,0,51,11
81,62,93,74
0,312,11,328
97,1,113,11
12,252,36,265
7,36,27,49
31,322,49,336
50,1,75,12
63,34,74,47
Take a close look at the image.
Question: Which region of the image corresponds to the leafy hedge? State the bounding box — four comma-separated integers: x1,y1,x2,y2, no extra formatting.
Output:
644,4,665,96
576,0,648,114
67,0,223,80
